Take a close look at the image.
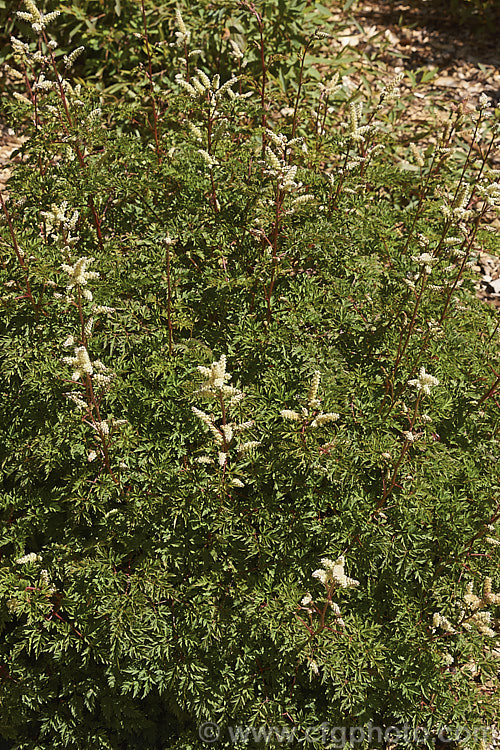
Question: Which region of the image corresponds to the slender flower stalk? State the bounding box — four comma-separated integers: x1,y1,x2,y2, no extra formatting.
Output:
376,368,438,513
240,2,267,155
297,556,359,645
12,10,106,252
59,255,122,487
140,0,161,163
192,355,260,488
0,192,38,312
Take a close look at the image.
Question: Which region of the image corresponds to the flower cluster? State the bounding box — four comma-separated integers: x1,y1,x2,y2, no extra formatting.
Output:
281,370,339,429
63,46,85,70
62,345,93,381
263,130,314,213
432,612,456,634
378,71,405,107
15,552,41,565
476,171,500,207
312,556,360,590
16,0,60,33
314,73,342,136
61,257,99,296
14,551,56,595
174,8,191,48
192,355,260,485
410,142,425,168
347,102,375,143
408,367,439,397
194,354,237,399
461,578,500,638
411,252,437,276
42,201,79,245
299,557,360,631
300,591,346,629
62,346,113,387
175,69,239,105
433,577,500,640
319,72,342,99
57,252,125,476
10,35,30,62
228,38,246,66
441,184,473,223
10,24,91,129
176,64,250,175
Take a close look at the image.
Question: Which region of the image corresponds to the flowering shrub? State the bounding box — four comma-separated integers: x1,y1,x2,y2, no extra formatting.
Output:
0,2,499,748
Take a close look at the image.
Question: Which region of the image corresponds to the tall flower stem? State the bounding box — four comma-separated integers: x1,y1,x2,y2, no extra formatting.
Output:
290,39,312,140
166,244,174,355
478,370,500,407
240,2,267,155
381,271,428,411
74,287,119,487
374,392,422,515
0,192,37,311
41,31,104,252
140,0,161,164
438,210,484,326
84,372,119,486
206,105,219,212
265,178,284,322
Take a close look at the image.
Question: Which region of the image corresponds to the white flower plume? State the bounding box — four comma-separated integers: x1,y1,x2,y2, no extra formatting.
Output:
408,367,439,396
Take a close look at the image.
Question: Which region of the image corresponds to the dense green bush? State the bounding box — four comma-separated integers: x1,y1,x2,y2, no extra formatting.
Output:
1,2,499,748
1,0,334,98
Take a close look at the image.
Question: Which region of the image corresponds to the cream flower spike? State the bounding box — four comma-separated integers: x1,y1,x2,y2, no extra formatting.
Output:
17,0,60,32
194,354,238,399
281,370,340,429
408,367,439,396
312,556,359,589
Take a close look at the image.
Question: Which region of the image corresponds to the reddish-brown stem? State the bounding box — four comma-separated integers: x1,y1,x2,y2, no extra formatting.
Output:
477,372,500,406
290,40,311,140
382,272,427,410
74,287,119,486
433,502,500,580
166,244,174,355
76,287,86,344
206,101,219,212
140,0,161,164
265,179,283,322
20,63,43,172
373,393,421,515
240,3,267,154
218,390,227,431
41,32,104,251
314,94,325,152
183,39,190,82
0,191,37,310
438,213,483,326
217,391,230,483
85,372,119,486
330,147,351,214
257,18,266,153
401,152,438,256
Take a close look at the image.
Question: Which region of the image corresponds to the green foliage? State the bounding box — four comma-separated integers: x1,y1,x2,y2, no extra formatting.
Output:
445,0,499,26
1,2,499,748
1,0,332,99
